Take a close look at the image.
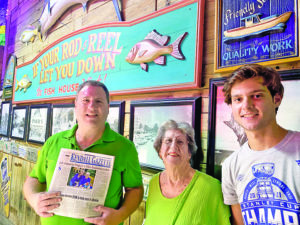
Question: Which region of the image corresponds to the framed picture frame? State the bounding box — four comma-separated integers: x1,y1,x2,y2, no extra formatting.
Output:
215,0,299,72
51,104,76,135
207,69,300,179
27,104,51,144
129,97,201,171
10,106,29,140
0,101,12,137
107,101,125,135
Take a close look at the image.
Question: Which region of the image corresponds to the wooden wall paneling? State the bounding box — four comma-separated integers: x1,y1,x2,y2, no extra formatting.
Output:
204,39,215,55
129,201,145,225
81,1,118,26
203,63,216,77
123,109,131,139
156,0,182,10
17,0,41,24
124,217,130,225
123,0,156,20
9,157,25,224
24,162,41,225
87,0,109,12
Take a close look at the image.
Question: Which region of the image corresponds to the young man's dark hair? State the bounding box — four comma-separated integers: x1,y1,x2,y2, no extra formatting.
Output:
222,64,284,105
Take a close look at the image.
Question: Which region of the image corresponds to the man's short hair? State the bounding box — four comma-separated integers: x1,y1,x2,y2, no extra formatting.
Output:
76,80,110,103
223,64,284,105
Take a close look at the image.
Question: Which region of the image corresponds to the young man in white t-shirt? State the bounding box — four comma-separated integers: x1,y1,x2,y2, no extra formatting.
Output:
221,64,300,225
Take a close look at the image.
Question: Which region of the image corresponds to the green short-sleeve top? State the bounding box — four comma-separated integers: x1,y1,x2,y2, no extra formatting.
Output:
144,170,230,225
30,123,143,225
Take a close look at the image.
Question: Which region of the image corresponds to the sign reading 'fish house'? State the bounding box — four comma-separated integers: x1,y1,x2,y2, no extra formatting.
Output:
215,0,298,71
13,0,204,103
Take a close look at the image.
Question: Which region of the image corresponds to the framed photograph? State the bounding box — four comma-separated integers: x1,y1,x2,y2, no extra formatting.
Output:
107,101,125,135
215,0,298,72
207,69,300,178
27,104,51,144
130,97,201,170
51,104,76,135
10,106,29,140
0,101,12,137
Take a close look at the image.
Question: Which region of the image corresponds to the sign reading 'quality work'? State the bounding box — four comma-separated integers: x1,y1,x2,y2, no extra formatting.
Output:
216,0,297,71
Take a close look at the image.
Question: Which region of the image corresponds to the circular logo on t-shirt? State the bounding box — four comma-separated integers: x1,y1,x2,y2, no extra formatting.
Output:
241,163,300,225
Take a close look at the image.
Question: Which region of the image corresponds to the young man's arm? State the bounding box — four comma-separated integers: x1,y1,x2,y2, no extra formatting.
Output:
23,176,61,217
231,204,244,225
84,185,144,225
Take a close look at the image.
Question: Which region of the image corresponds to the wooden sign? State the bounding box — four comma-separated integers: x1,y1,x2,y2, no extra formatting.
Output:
13,0,204,103
3,55,16,99
215,0,298,72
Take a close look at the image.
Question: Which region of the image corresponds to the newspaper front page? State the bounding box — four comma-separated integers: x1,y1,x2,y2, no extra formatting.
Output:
49,148,114,218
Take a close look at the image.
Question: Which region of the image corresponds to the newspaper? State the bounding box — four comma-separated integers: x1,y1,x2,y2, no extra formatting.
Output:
49,148,114,218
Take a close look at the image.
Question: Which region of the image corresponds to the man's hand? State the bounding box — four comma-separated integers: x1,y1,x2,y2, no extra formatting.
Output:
84,186,143,225
32,191,62,217
84,206,121,225
23,176,61,218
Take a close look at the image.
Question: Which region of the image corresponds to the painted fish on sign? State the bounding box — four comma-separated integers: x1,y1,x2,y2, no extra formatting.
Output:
15,75,32,93
19,26,42,45
126,30,188,71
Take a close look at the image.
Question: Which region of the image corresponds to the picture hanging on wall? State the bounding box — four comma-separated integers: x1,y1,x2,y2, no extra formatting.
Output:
3,55,16,99
129,97,201,170
10,106,29,140
215,0,298,72
51,104,76,135
107,101,125,135
207,70,300,179
0,101,12,137
27,104,51,144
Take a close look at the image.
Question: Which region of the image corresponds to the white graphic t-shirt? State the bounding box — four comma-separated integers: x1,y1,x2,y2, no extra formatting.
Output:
222,131,300,225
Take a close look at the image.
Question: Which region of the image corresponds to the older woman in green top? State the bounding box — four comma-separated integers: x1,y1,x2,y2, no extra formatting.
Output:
144,120,230,225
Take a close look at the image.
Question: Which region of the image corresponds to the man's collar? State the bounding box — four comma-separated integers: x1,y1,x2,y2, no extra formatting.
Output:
63,124,78,139
95,122,116,143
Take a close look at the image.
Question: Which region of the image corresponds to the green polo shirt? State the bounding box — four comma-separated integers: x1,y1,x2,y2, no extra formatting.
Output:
30,123,143,225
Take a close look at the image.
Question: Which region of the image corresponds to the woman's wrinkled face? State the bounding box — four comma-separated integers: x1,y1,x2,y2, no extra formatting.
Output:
159,129,191,166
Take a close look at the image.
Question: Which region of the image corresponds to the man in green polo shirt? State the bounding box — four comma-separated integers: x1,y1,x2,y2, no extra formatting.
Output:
23,81,144,225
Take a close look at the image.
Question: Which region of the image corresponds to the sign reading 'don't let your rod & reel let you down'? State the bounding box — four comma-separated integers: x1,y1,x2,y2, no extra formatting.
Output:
13,0,204,103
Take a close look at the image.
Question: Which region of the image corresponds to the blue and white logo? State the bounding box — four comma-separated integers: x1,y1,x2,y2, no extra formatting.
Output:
241,163,300,224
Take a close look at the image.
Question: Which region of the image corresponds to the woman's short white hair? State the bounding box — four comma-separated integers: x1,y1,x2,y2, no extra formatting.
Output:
153,120,197,156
